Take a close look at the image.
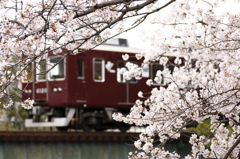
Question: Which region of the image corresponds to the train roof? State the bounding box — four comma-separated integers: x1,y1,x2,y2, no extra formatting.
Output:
94,44,141,54
87,38,187,57
94,44,187,58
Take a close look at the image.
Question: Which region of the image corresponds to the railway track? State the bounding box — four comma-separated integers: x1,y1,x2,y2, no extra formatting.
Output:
0,131,140,142
0,131,191,143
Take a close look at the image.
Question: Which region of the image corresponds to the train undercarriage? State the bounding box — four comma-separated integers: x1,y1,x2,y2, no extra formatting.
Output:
25,106,131,132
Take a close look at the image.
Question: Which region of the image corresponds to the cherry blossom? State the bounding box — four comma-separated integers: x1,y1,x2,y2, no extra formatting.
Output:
0,0,240,158
21,98,34,110
0,0,176,109
114,0,240,158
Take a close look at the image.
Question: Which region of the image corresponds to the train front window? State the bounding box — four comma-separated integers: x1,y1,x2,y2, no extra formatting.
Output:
23,64,32,82
77,59,84,79
117,61,126,83
142,63,149,78
93,58,105,82
36,60,46,81
117,61,137,83
152,63,165,85
48,57,65,80
152,63,175,85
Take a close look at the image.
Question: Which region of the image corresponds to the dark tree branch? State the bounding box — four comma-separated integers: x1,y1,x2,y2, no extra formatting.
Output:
223,136,240,159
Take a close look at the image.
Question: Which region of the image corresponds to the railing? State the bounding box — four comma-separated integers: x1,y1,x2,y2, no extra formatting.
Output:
0,121,25,131
0,120,145,133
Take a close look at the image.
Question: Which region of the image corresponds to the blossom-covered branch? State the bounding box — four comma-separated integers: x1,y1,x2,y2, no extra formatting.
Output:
113,0,240,158
0,0,175,108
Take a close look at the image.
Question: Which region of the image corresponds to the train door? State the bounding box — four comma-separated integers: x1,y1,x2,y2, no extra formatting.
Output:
22,59,48,105
76,56,86,102
116,61,138,106
35,59,48,103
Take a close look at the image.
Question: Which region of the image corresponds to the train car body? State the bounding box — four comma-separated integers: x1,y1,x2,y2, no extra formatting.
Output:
22,40,181,131
22,44,155,131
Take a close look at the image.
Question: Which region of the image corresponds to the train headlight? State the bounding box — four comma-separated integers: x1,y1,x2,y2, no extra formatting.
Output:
24,89,32,94
52,87,58,93
58,87,62,92
52,87,62,93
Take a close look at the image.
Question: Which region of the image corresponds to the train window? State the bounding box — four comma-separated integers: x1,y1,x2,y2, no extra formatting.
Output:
48,57,65,80
130,77,137,83
117,61,126,83
152,63,165,85
151,63,175,85
23,64,33,82
77,59,84,79
117,61,137,83
142,63,149,78
36,60,46,81
93,58,105,82
167,64,175,74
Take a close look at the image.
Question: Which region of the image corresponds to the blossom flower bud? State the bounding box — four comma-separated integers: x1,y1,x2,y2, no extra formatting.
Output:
21,98,34,110
134,140,142,150
146,79,153,86
159,57,168,65
142,142,153,153
138,91,143,98
135,53,142,60
122,54,129,61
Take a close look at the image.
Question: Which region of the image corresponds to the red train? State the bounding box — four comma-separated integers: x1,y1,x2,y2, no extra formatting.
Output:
22,40,173,131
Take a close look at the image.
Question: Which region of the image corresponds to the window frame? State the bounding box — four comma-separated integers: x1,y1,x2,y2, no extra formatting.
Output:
93,58,105,82
22,63,33,83
117,61,137,84
141,63,150,78
151,63,165,86
117,61,126,83
47,56,66,81
77,59,84,79
36,59,47,82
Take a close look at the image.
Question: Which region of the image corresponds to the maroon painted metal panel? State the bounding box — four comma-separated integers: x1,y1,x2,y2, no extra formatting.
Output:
22,82,32,101
47,80,67,107
84,50,118,108
0,131,191,142
34,82,47,104
22,47,153,110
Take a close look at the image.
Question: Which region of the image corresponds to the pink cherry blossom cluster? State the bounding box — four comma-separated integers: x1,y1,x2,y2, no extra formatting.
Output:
0,0,173,110
114,0,240,158
0,0,240,158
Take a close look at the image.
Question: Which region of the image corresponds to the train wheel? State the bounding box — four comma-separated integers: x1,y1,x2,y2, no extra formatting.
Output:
94,127,106,131
95,128,105,131
81,117,95,132
56,126,69,131
54,108,69,131
117,122,131,132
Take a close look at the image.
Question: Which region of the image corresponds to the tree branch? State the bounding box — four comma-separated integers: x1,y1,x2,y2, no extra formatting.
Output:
223,136,240,159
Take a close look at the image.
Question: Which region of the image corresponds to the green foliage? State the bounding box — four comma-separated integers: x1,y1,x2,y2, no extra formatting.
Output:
185,118,234,137
183,119,211,136
0,83,28,130
0,85,37,131
0,105,28,131
195,118,211,136
5,105,28,120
